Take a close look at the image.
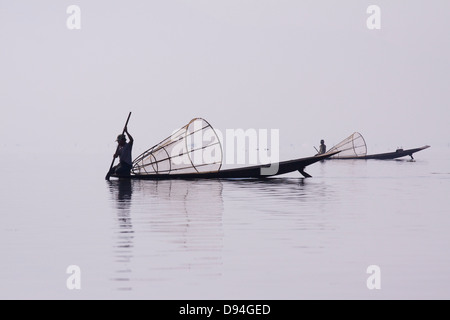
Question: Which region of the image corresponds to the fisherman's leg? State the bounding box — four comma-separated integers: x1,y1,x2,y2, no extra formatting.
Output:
114,164,124,175
115,162,132,176
109,164,119,175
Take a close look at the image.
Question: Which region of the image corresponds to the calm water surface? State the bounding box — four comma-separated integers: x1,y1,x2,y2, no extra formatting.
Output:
1,147,449,299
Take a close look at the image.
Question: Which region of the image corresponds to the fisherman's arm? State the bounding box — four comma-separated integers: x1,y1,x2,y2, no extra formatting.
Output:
125,127,134,143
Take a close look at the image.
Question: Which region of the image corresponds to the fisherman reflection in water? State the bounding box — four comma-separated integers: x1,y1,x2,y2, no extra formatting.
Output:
110,126,133,176
318,139,326,155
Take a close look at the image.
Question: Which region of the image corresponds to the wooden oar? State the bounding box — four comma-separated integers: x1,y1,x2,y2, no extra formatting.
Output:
105,112,132,180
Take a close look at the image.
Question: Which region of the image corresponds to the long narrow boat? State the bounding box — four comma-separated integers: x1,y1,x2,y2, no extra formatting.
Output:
326,132,430,160
109,117,338,180
333,145,430,160
110,151,339,180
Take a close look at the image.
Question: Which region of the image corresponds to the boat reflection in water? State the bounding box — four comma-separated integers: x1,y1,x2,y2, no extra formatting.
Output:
107,179,224,292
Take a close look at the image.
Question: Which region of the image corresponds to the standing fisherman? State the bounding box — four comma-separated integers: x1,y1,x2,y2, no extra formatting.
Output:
110,126,134,176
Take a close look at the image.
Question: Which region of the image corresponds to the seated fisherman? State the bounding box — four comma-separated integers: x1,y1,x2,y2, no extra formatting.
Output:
318,139,326,154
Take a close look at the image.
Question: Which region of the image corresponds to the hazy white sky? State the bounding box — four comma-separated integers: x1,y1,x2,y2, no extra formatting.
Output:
1,1,449,157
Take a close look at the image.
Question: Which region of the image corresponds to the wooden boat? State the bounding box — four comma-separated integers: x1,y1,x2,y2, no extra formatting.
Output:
110,151,339,180
326,132,430,160
331,145,430,160
109,117,339,180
